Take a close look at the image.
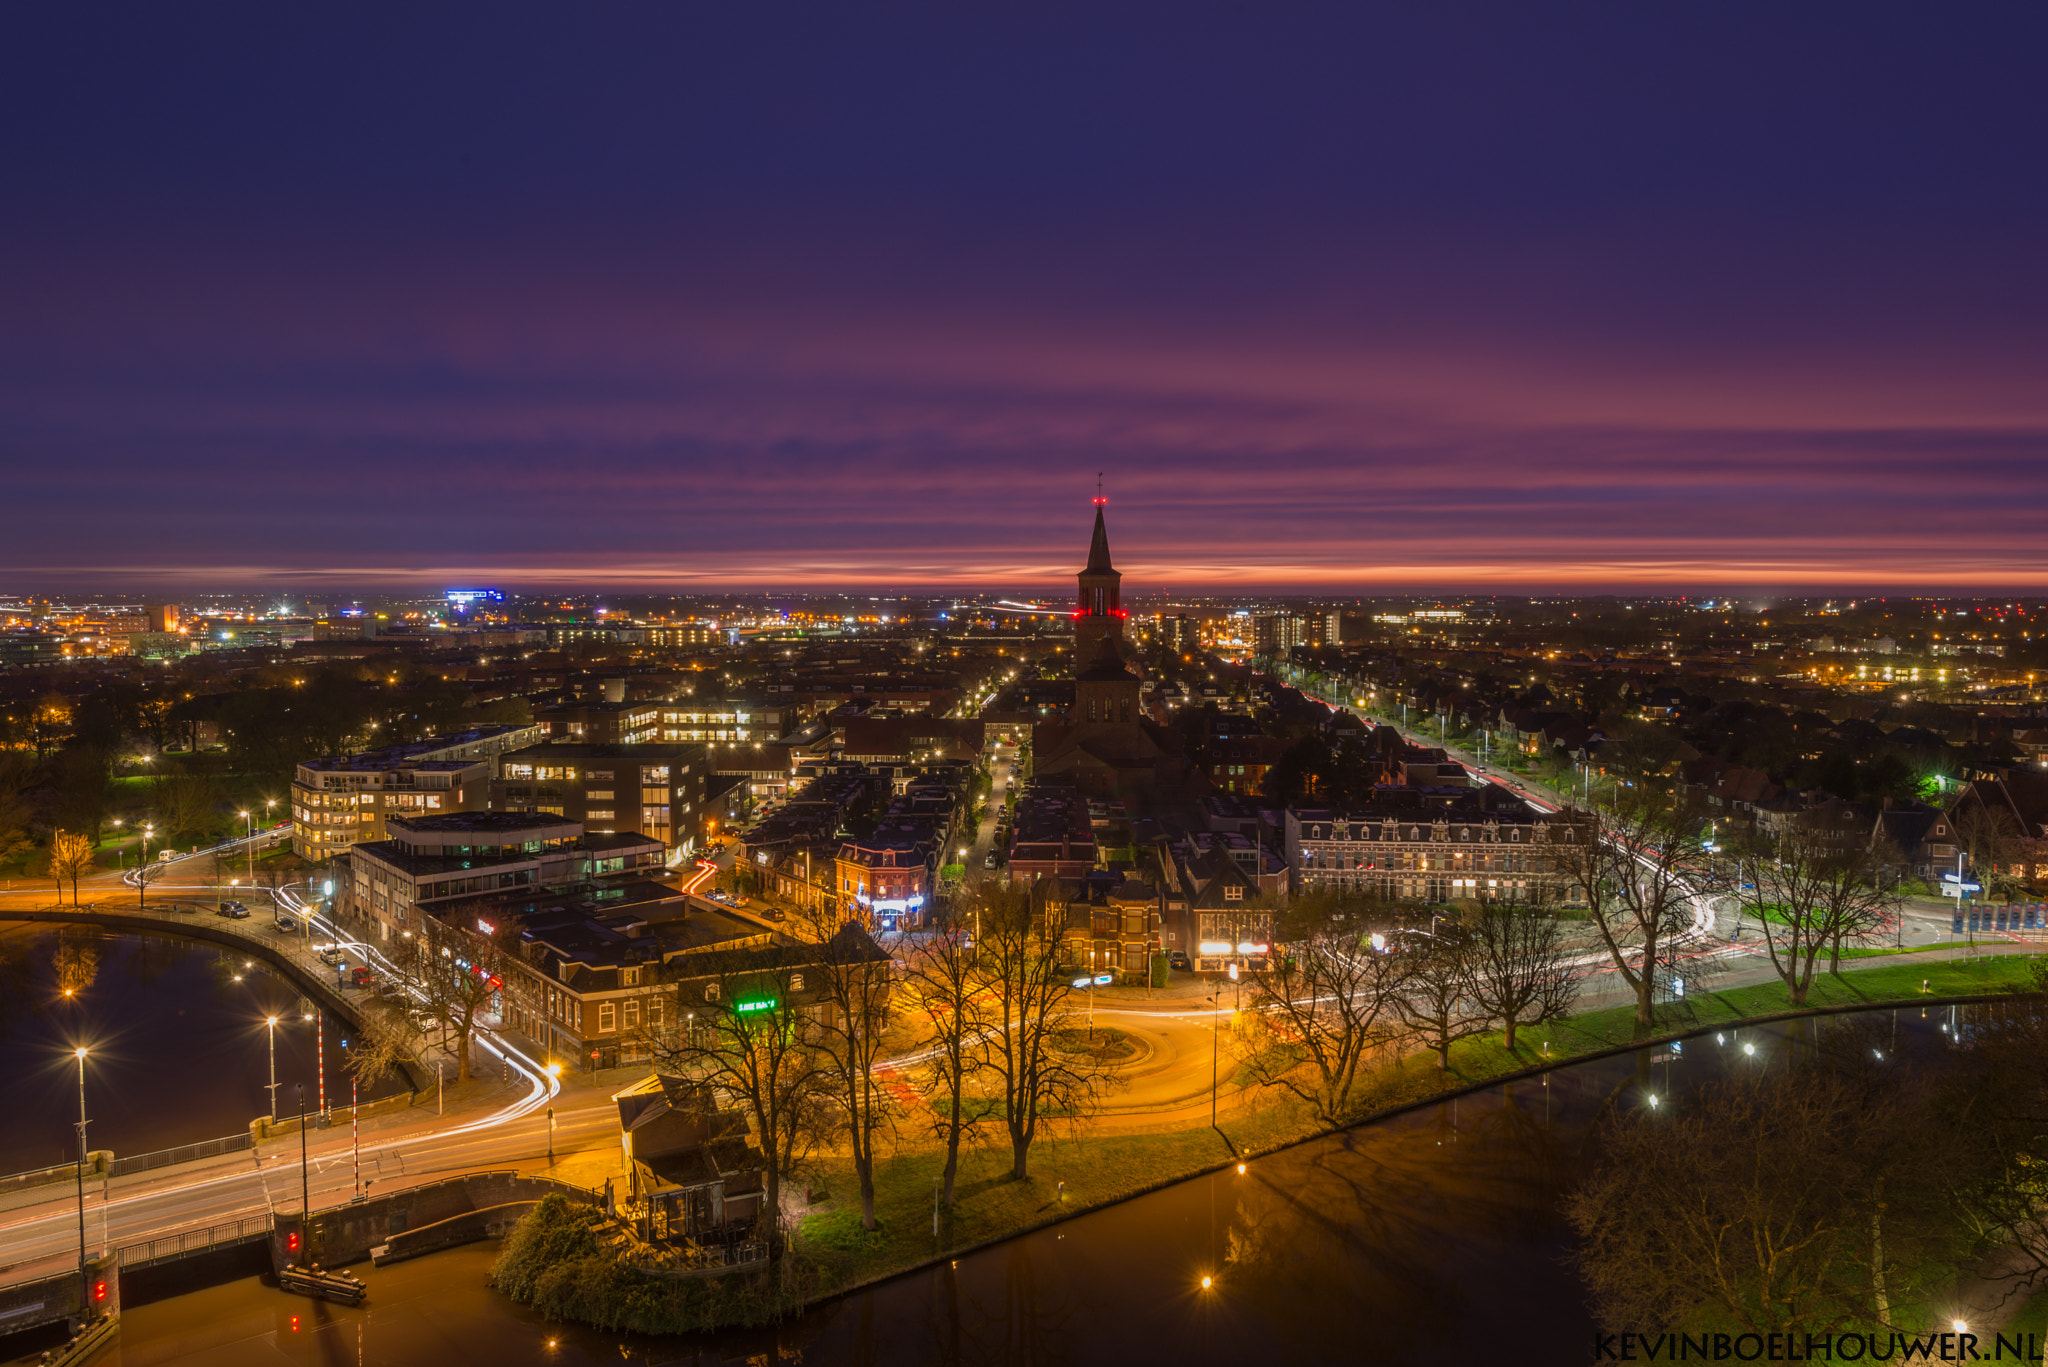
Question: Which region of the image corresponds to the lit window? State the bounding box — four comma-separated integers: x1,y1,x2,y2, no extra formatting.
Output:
599,1002,616,1033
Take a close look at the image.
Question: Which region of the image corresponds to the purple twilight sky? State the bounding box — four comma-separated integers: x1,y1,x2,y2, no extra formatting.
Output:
2,4,2046,595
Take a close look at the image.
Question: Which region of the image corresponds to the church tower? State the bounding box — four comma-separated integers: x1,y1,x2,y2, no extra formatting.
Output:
1075,491,1124,654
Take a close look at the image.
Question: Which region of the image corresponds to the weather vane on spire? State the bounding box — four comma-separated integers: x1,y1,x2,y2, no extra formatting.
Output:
1094,471,1106,506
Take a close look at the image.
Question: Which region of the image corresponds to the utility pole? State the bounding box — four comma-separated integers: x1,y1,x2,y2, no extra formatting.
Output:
1209,987,1220,1130
297,1084,310,1254
73,1049,90,1326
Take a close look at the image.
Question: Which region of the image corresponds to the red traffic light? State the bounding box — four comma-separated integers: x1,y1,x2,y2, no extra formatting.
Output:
286,1231,300,1252
290,1315,300,1332
92,1280,106,1302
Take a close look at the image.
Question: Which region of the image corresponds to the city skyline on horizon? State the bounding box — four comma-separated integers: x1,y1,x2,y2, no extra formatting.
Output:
5,7,2045,594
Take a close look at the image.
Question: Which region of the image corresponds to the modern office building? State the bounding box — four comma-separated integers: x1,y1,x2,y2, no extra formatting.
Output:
343,810,665,944
492,742,713,856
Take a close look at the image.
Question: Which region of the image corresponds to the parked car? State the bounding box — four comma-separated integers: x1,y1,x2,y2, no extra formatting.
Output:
317,946,347,966
216,902,250,919
1168,949,1192,972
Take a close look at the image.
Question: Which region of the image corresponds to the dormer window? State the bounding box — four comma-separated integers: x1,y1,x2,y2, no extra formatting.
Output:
705,981,720,1001
790,972,805,990
621,967,639,987
1224,885,1244,901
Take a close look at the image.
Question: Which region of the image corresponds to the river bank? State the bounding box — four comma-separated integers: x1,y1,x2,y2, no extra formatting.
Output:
497,951,2045,1335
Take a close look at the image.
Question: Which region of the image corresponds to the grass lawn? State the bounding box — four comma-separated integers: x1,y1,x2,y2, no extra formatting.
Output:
784,954,2048,1311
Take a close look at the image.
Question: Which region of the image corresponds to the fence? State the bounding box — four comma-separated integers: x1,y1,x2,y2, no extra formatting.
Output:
110,1133,253,1178
115,1214,272,1271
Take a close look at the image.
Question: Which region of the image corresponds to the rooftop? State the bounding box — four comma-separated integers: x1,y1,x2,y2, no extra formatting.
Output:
299,724,538,772
390,811,581,835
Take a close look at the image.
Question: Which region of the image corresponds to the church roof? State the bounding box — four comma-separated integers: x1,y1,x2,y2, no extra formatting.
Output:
1084,504,1117,575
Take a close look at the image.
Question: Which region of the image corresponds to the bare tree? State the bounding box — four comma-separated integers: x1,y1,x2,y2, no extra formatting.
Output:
899,913,990,1206
148,771,225,845
1568,1039,1955,1338
46,830,96,905
648,950,827,1264
393,918,518,1082
1465,905,1581,1052
345,987,426,1089
1954,800,2026,905
1741,822,1903,1002
973,885,1101,1181
788,904,897,1230
1935,988,2048,1350
1237,901,1408,1124
1398,923,1493,1070
1557,787,1715,1031
134,854,170,907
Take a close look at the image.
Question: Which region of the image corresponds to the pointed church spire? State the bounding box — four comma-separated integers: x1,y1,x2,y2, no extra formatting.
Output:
1085,490,1114,574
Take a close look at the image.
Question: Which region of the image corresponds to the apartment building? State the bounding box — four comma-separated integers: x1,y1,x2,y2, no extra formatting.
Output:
658,698,792,744
1284,800,1578,904
290,723,545,861
534,700,662,745
492,742,713,857
343,811,665,944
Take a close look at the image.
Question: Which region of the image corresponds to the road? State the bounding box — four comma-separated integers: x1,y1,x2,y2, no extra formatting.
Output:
0,839,594,1283
1,765,2026,1286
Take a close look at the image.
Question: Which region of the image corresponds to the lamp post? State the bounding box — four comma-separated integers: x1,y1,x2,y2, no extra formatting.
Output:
545,1063,562,1161
137,824,155,906
73,1047,91,1324
240,811,254,886
265,1016,280,1121
1209,986,1221,1130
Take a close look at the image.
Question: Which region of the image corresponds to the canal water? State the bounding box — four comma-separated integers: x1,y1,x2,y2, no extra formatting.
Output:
0,924,405,1176
87,1008,1953,1365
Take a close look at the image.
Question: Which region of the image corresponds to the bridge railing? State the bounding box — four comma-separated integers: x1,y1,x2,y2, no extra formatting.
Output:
109,1133,253,1178
115,1214,273,1270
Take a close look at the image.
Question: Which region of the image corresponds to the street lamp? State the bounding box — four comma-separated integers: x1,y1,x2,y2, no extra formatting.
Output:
73,1047,92,1324
265,1016,281,1121
137,823,156,905
240,811,254,886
